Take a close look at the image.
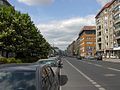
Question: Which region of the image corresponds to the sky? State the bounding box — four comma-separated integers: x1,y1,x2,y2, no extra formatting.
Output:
9,0,112,50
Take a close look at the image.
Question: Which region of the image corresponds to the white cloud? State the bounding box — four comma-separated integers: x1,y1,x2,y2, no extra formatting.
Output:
96,0,112,6
37,15,95,50
18,0,54,6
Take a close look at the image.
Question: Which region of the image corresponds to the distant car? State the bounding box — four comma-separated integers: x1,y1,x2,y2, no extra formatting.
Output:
96,55,102,60
36,58,63,81
49,56,63,67
85,56,95,60
0,64,59,90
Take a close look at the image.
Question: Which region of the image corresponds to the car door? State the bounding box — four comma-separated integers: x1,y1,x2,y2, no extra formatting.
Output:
41,67,51,90
46,66,59,90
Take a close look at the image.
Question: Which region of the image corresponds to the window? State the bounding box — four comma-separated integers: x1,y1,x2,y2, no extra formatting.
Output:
86,37,91,40
114,22,120,29
114,5,120,12
0,71,36,90
86,42,93,44
114,13,120,20
85,31,95,34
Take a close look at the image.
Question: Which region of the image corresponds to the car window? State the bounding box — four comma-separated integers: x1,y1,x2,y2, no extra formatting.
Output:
39,60,58,67
0,71,36,90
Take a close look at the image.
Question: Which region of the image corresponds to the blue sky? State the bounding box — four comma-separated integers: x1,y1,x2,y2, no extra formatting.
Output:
9,0,111,50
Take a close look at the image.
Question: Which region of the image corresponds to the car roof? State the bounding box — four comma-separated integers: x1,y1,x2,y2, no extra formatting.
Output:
38,58,56,61
0,63,44,72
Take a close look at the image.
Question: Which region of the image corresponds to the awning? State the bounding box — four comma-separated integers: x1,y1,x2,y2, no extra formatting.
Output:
113,47,120,50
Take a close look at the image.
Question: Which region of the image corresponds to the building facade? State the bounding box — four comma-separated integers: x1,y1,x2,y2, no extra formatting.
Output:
0,0,11,6
96,0,120,58
79,26,96,57
67,41,76,56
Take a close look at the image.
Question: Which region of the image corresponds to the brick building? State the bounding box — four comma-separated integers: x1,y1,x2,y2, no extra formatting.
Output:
79,26,96,57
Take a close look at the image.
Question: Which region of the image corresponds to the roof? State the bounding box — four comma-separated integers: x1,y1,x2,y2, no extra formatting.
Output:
79,26,96,36
0,63,41,71
82,26,96,30
95,0,115,18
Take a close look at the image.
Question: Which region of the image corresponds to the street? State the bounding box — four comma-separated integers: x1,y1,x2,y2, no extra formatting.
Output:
61,57,120,90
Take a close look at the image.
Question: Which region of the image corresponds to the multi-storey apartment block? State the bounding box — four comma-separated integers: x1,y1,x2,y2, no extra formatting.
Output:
79,26,96,57
0,0,11,6
67,41,76,56
96,0,120,59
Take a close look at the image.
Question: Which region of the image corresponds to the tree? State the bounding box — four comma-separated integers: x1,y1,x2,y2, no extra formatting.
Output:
0,6,51,62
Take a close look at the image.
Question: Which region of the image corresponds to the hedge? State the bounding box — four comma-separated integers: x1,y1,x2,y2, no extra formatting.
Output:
0,57,22,64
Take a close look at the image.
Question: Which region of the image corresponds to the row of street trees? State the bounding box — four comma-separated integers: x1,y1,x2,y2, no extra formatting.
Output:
0,6,51,62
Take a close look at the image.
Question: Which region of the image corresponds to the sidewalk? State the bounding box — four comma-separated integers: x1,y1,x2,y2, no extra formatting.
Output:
103,58,120,63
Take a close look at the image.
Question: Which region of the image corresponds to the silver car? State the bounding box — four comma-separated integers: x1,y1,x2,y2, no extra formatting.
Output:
36,59,62,80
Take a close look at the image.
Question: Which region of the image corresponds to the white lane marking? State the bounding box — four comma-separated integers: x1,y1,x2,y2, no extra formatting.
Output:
107,67,120,72
104,74,116,77
94,64,103,67
60,69,62,90
65,59,106,90
79,60,103,68
80,60,120,72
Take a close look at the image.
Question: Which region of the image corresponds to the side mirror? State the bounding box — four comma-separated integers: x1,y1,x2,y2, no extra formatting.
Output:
58,64,63,68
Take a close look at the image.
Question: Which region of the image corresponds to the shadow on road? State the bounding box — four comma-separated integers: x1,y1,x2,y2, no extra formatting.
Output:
60,75,68,86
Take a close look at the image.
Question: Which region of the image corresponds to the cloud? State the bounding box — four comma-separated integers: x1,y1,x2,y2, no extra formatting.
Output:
18,0,54,6
96,0,112,6
37,15,95,50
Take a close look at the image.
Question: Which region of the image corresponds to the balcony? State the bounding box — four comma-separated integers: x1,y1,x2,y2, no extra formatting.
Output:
114,27,120,32
113,44,120,50
114,18,120,24
115,31,120,39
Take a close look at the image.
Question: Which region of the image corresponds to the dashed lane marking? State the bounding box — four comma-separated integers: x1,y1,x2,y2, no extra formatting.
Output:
79,60,120,72
107,67,120,72
65,59,106,90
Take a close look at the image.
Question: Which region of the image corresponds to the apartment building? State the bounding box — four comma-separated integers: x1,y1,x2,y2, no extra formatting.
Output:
96,0,120,58
79,26,96,57
67,41,76,56
0,0,11,6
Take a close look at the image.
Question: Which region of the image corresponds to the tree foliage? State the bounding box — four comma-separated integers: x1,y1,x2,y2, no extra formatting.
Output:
0,6,51,62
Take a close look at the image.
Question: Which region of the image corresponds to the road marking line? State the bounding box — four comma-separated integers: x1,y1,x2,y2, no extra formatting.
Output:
94,64,102,67
79,60,120,72
107,67,120,72
104,74,116,77
65,59,106,90
60,69,62,90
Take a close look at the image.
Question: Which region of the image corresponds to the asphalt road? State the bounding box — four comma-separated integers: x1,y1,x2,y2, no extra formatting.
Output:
61,57,120,90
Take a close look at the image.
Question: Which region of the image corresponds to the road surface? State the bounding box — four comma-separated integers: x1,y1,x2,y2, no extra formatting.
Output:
61,57,120,90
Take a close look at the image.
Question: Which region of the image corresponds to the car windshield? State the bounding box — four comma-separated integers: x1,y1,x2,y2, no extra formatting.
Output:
0,71,36,90
38,60,57,67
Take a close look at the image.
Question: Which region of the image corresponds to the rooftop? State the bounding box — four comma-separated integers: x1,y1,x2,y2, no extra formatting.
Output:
82,26,96,30
95,0,115,18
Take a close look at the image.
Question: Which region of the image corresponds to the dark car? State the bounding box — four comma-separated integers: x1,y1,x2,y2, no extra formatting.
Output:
96,55,102,60
0,64,59,90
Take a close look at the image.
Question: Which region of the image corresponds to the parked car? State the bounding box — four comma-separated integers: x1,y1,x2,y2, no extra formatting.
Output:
36,58,63,81
0,64,59,90
96,55,102,60
49,56,63,67
85,56,96,60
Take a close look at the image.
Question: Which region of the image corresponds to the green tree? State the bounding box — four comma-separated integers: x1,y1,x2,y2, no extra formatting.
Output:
0,6,51,62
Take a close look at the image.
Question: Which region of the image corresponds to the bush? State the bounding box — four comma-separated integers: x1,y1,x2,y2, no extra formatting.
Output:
0,57,22,64
0,57,8,64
